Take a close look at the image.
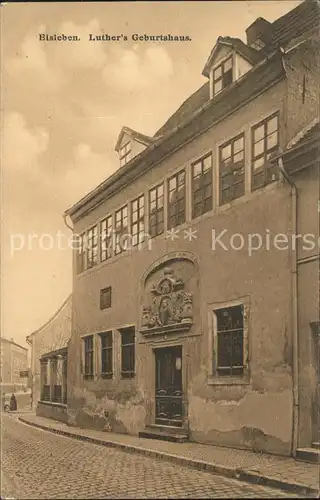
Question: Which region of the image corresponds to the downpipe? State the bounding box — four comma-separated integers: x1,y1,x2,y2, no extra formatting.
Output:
277,156,299,457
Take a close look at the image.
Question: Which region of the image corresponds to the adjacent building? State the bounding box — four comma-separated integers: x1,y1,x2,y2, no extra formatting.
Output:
61,0,319,456
0,337,28,390
26,295,72,419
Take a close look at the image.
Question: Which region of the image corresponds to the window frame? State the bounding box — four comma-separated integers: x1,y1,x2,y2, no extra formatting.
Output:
100,215,113,262
167,169,186,230
191,153,213,219
148,183,164,238
219,133,245,205
83,335,94,380
100,286,112,310
119,141,132,167
131,194,145,247
76,232,87,274
120,327,135,379
209,298,250,385
86,225,98,269
251,112,279,190
213,55,233,96
100,331,113,379
115,205,129,255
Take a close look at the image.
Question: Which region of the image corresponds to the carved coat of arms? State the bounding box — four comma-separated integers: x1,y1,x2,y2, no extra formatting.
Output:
141,267,193,330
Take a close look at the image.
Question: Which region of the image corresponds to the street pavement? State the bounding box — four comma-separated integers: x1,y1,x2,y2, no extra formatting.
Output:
1,413,302,499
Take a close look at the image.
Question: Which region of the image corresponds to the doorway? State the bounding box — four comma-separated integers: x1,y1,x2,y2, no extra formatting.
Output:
155,346,183,427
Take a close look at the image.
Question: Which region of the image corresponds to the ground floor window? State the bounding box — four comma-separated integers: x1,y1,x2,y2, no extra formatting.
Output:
120,327,135,379
83,335,94,379
212,301,248,379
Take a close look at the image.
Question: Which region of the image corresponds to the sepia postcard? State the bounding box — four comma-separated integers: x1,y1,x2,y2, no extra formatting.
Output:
1,0,319,498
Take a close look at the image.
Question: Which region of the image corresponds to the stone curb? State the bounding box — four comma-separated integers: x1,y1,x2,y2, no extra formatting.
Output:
18,416,318,498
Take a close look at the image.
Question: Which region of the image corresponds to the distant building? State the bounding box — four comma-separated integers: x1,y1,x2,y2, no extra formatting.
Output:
26,295,72,415
0,337,28,390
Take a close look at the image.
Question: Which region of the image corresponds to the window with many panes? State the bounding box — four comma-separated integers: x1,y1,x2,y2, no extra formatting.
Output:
192,154,213,218
100,286,112,310
213,56,233,96
100,215,113,262
120,327,135,379
100,331,113,379
120,142,132,167
214,305,244,376
131,195,145,247
149,184,164,238
219,134,245,204
167,170,186,229
77,233,87,274
252,113,279,190
83,335,94,379
87,226,98,269
115,206,128,255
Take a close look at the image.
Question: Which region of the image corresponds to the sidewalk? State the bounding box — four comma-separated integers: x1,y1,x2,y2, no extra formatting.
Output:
18,413,319,497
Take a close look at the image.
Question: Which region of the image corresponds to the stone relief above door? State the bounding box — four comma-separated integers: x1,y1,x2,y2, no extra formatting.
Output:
140,257,198,337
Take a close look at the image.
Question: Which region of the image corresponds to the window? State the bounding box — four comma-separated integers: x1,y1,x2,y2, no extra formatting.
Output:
251,38,265,51
168,170,186,229
100,215,113,261
192,154,213,218
77,233,86,274
213,56,233,96
252,113,279,190
214,305,244,376
131,195,145,247
100,286,112,310
219,134,245,204
120,327,135,379
115,205,128,255
100,331,113,379
149,184,164,238
83,335,94,379
87,226,98,269
120,142,132,167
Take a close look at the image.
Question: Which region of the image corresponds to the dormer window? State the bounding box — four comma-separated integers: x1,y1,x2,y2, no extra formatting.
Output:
120,142,132,167
213,56,233,96
250,38,265,51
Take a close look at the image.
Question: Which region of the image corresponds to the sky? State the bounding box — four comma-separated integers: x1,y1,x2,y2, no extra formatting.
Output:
1,0,301,348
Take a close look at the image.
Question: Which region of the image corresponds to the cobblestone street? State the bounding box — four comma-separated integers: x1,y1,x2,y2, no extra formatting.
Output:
1,414,302,499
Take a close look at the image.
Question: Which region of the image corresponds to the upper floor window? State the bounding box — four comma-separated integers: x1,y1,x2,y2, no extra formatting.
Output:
168,170,186,229
100,215,113,262
219,134,245,205
100,331,113,379
77,232,86,274
87,226,98,269
192,154,213,218
120,327,135,379
213,56,233,96
214,304,244,377
83,335,94,379
131,195,145,247
252,113,279,190
120,142,132,167
115,205,128,255
149,184,164,238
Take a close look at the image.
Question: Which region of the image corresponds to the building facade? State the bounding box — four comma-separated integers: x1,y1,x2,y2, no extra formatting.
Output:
64,0,319,456
0,337,28,390
26,295,72,419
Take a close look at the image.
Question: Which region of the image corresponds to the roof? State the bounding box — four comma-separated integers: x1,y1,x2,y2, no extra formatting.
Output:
66,52,285,221
115,126,155,152
26,294,72,341
286,118,320,150
0,337,28,351
202,36,263,77
270,0,320,50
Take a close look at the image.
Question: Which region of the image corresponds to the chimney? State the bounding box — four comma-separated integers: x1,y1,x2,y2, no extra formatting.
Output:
246,17,273,49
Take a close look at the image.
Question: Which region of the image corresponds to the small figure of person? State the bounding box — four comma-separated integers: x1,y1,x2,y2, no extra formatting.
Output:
9,393,17,411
